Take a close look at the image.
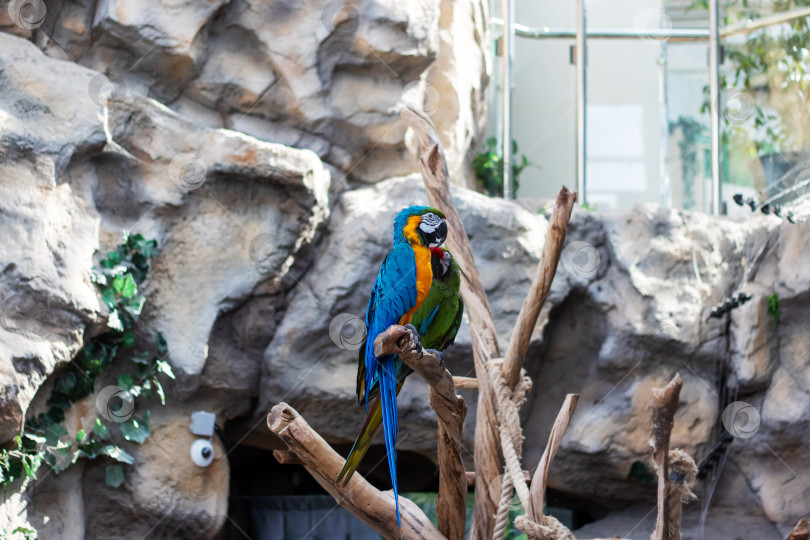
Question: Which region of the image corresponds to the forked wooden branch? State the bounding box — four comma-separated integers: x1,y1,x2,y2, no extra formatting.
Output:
374,325,467,540
649,373,683,540
267,403,443,540
402,106,577,539
527,394,578,521
502,188,577,389
402,106,504,538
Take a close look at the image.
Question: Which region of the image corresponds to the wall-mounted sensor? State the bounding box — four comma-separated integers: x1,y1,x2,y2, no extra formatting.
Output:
190,411,216,437
190,438,215,467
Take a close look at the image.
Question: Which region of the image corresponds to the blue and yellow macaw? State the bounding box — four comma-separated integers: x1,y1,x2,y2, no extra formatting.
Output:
336,247,464,497
336,206,448,527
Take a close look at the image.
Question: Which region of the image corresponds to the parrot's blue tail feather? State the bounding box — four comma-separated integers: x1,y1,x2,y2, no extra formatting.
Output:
379,355,401,528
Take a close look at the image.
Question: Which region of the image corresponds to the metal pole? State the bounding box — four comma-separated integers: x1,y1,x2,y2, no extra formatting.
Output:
501,0,513,200
722,5,810,38
659,0,671,208
709,0,722,215
576,0,587,205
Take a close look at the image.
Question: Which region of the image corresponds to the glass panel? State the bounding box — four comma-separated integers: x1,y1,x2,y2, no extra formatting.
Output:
717,1,810,219
486,0,810,215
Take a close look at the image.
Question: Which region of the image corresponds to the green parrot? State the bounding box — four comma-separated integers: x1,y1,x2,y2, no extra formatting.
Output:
337,247,464,488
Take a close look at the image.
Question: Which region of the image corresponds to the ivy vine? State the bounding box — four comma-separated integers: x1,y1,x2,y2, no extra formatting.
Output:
0,233,174,490
473,137,536,198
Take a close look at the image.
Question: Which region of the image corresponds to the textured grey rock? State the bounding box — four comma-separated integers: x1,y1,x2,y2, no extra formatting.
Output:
0,30,330,537
0,33,105,444
29,0,488,185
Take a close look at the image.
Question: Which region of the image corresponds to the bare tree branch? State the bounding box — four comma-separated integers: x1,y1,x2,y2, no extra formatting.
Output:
502,188,577,389
649,373,683,540
527,394,579,520
267,403,443,540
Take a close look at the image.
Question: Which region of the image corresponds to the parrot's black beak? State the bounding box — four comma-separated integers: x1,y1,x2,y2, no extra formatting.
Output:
428,220,448,248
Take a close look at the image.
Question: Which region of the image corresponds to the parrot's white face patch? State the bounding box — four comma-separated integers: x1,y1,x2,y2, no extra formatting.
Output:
418,213,447,247
419,212,442,231
439,250,451,275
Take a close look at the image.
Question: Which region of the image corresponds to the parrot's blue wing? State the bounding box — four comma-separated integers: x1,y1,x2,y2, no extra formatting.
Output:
417,305,440,336
362,242,417,527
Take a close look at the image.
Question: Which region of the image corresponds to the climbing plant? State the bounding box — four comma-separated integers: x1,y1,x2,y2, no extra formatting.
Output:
0,233,174,490
669,116,708,211
690,0,810,154
473,137,535,197
767,292,782,325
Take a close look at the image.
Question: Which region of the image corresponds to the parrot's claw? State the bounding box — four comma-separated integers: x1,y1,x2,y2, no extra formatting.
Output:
428,349,446,372
403,324,423,358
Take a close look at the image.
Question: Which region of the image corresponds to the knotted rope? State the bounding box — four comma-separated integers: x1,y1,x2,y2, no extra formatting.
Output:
487,361,534,539
487,360,579,540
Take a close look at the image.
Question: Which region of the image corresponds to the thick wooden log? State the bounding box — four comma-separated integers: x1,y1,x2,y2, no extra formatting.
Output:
502,187,577,389
649,373,683,540
267,403,443,540
526,394,579,521
402,106,503,540
374,325,467,540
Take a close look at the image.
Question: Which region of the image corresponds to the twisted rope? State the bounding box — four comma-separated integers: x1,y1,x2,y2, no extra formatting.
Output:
488,362,533,540
514,515,576,540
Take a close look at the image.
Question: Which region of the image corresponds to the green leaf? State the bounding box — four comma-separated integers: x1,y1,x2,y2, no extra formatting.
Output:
106,250,122,268
101,287,116,308
100,445,135,465
122,331,135,348
156,333,168,355
105,464,125,487
22,432,46,446
117,374,134,391
132,351,150,366
152,380,165,405
44,445,74,473
53,371,77,396
155,359,175,380
94,418,110,440
121,412,150,444
76,429,86,442
142,239,158,259
120,274,137,299
12,526,37,540
43,407,65,425
90,270,108,286
43,422,68,446
77,438,101,459
123,295,145,318
47,392,71,411
20,453,41,478
107,309,123,332
112,275,124,294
